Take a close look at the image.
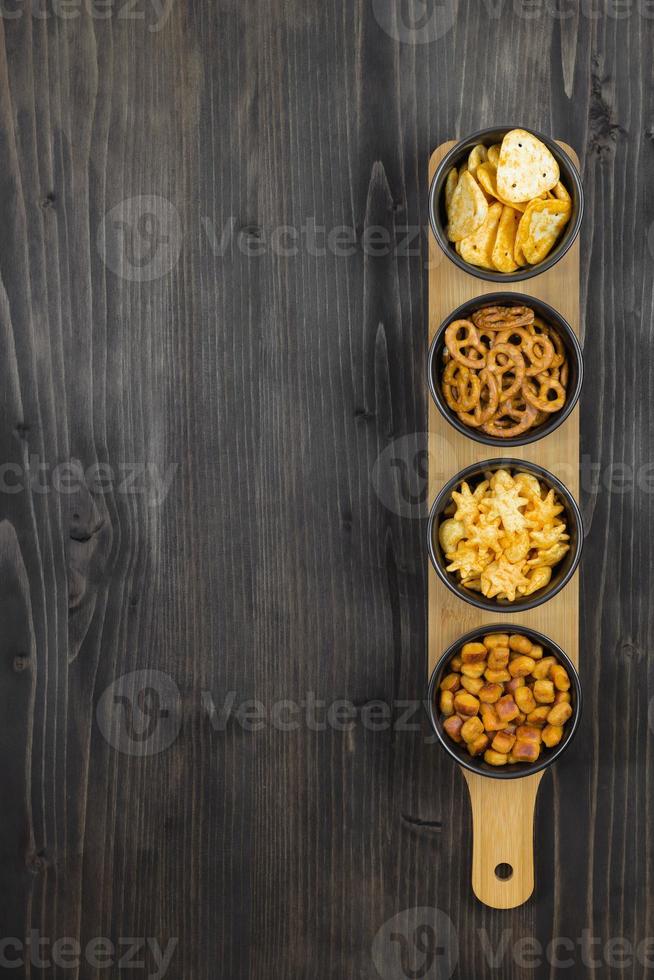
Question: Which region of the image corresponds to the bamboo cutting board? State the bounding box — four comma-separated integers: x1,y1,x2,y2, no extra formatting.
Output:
427,142,580,909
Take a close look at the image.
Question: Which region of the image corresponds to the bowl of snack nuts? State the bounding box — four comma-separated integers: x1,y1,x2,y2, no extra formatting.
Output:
427,460,583,611
427,625,582,778
429,126,583,282
428,294,583,447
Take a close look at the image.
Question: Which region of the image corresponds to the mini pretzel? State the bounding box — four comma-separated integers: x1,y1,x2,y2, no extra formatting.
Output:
444,319,487,369
457,369,499,427
549,328,566,368
522,375,566,413
522,334,555,375
494,327,554,376
486,343,525,399
481,397,538,438
472,305,534,331
442,361,481,412
440,303,569,439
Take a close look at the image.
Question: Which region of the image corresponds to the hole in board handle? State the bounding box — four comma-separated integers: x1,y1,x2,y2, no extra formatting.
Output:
495,863,513,881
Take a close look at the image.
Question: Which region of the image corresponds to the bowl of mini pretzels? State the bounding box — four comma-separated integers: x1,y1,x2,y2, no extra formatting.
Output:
428,294,583,446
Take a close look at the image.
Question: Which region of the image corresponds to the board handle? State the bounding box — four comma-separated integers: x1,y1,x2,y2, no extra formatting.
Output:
462,769,544,909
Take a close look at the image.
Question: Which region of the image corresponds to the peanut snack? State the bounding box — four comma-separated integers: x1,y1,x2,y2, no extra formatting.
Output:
438,632,574,765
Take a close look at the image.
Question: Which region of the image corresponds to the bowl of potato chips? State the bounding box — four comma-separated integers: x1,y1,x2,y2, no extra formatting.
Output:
426,624,582,779
428,294,583,446
429,126,583,281
428,461,583,611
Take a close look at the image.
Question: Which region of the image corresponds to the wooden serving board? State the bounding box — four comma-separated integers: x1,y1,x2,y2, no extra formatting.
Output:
427,142,580,910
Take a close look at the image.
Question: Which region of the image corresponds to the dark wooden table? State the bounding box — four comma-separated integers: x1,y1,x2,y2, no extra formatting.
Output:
0,1,652,977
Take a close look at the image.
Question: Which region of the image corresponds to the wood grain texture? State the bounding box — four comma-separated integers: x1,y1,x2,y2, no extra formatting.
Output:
0,1,651,978
427,141,579,911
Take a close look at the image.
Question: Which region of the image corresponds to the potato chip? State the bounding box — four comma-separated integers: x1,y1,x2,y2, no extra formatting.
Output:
525,487,564,526
492,206,521,273
520,199,570,265
475,163,529,213
458,201,502,269
487,143,501,168
551,180,571,203
514,232,527,267
496,129,560,203
444,167,458,213
446,171,488,242
468,143,488,178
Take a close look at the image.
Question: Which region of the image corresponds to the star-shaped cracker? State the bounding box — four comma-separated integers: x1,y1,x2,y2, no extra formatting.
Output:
527,542,569,568
451,481,481,526
500,528,530,564
480,481,529,533
467,516,503,557
481,558,530,601
517,566,552,596
529,524,570,551
446,542,491,580
524,488,564,528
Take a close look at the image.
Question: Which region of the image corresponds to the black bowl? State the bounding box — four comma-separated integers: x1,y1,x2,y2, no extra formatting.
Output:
429,126,583,282
427,459,583,612
426,623,582,779
428,293,583,448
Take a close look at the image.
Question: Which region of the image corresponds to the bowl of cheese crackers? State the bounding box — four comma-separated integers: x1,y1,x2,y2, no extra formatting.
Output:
427,460,583,611
429,126,583,281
